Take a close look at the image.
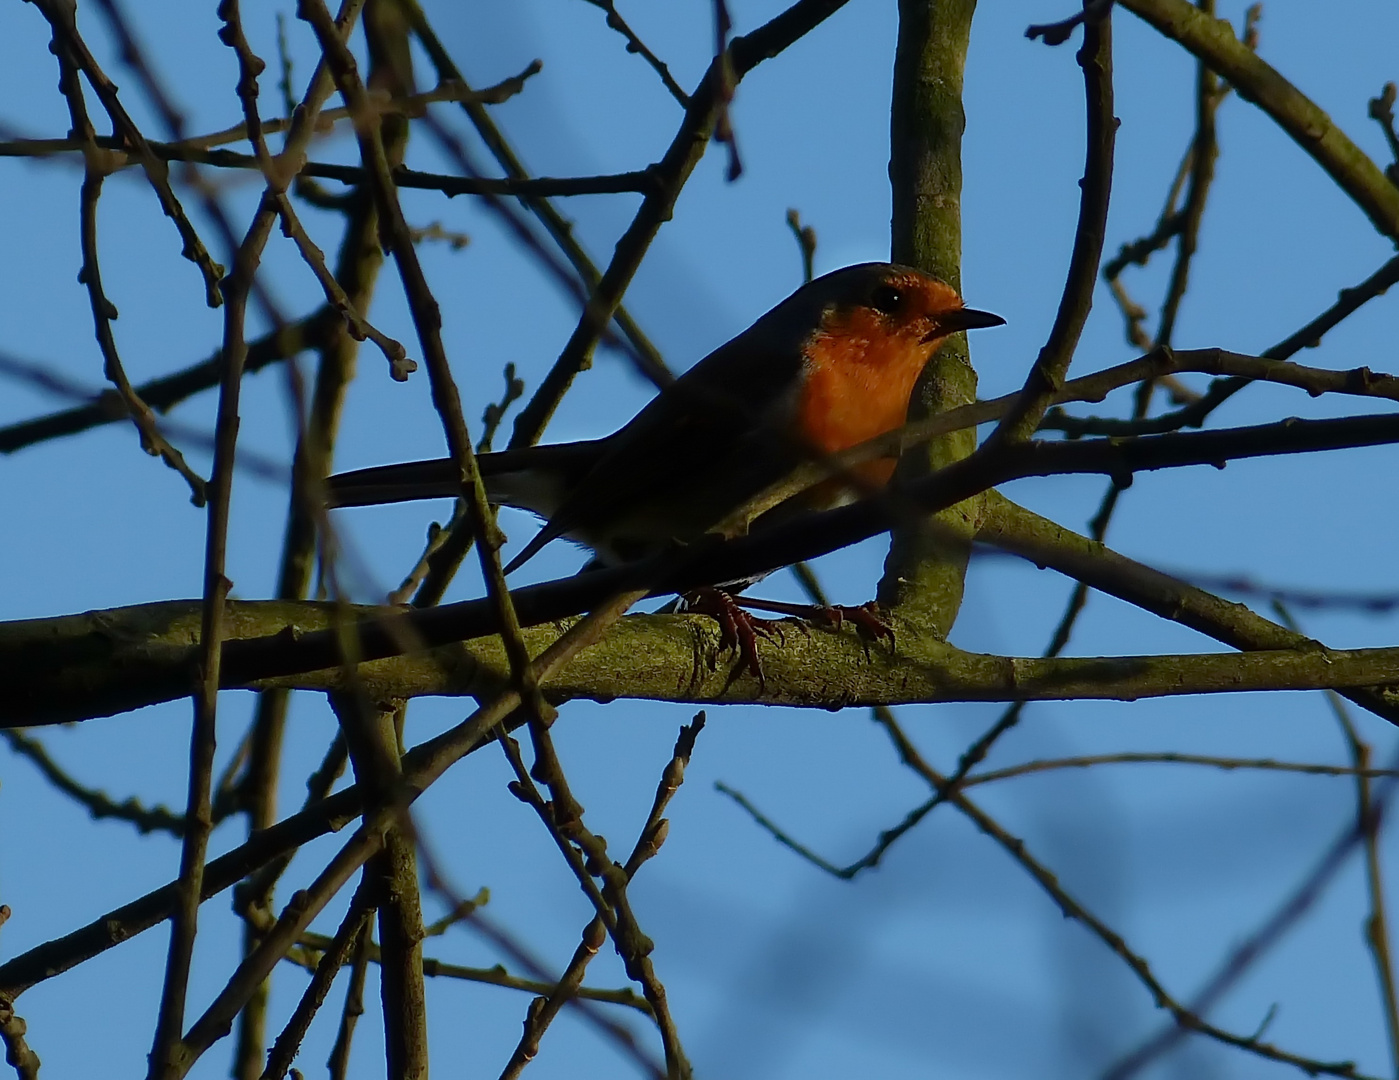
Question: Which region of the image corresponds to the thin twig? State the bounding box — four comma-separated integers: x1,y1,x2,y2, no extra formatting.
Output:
1101,142,1192,282
1151,0,1220,353
506,0,858,448
1329,692,1399,1074
989,0,1115,446
498,731,689,1078
412,828,663,1077
44,28,209,503
404,5,675,389
326,917,371,1080
963,752,1399,787
1044,253,1399,437
177,66,542,152
1100,754,1399,1079
150,3,367,1074
282,927,651,1011
0,910,38,1080
1118,0,1399,239
0,993,40,1080
1369,82,1399,185
710,0,743,181
0,132,661,196
408,220,471,250
1272,603,1399,1074
499,713,705,1079
271,190,417,380
0,62,541,157
479,363,526,454
581,0,689,105
717,721,1381,1080
0,728,244,837
259,881,376,1080
785,208,817,283
0,307,340,455
1026,0,1115,46
28,0,224,305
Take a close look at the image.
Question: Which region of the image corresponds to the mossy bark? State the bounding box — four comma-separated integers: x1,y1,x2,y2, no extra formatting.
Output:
8,598,1399,723
881,0,983,638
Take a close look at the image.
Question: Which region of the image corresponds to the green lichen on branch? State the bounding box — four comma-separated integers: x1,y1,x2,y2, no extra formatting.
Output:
8,597,1399,726
882,0,983,638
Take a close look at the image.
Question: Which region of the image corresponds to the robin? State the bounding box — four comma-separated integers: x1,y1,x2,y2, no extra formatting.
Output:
328,262,1003,673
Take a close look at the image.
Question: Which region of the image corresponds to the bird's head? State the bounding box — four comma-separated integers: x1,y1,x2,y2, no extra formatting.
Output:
807,262,1005,355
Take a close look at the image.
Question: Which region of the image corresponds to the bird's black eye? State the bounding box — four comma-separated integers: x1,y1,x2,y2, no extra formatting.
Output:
869,284,905,315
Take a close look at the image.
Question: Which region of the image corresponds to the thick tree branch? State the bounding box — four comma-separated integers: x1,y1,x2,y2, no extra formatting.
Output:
11,594,1399,723
337,698,428,1080
978,491,1399,728
5,404,1399,725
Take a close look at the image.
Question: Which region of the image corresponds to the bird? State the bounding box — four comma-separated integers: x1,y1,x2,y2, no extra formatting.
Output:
328,262,1003,674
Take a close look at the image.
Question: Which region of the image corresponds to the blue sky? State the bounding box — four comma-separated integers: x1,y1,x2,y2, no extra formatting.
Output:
2,1,1399,1077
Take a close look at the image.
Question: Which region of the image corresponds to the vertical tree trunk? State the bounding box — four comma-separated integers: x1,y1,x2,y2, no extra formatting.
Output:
880,0,983,639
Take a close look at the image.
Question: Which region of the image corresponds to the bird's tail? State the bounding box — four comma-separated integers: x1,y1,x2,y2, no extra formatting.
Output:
324,457,458,507
325,439,608,519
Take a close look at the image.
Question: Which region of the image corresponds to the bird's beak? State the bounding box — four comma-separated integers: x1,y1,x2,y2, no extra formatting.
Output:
922,307,1006,342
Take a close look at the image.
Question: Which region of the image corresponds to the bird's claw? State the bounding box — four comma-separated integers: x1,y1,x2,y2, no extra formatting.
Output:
721,596,895,653
680,587,784,691
805,601,896,651
678,592,894,691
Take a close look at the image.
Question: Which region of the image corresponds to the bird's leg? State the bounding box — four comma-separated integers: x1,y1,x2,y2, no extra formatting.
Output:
726,596,896,652
678,586,787,689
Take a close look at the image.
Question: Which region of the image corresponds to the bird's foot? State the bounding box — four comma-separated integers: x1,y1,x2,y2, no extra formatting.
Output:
679,587,788,690
728,597,896,653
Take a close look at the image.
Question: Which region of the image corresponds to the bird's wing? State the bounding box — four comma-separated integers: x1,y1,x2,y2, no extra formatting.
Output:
503,322,810,572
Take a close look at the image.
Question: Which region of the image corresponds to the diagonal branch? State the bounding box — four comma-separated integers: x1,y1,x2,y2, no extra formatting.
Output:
404,0,675,391
498,730,691,1078
580,0,689,105
507,0,858,447
0,307,340,455
1045,253,1399,438
259,880,376,1080
1118,0,1399,239
41,16,209,503
498,713,703,1079
24,0,225,305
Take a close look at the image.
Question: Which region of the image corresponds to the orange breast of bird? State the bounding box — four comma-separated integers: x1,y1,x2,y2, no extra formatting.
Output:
793,305,937,506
